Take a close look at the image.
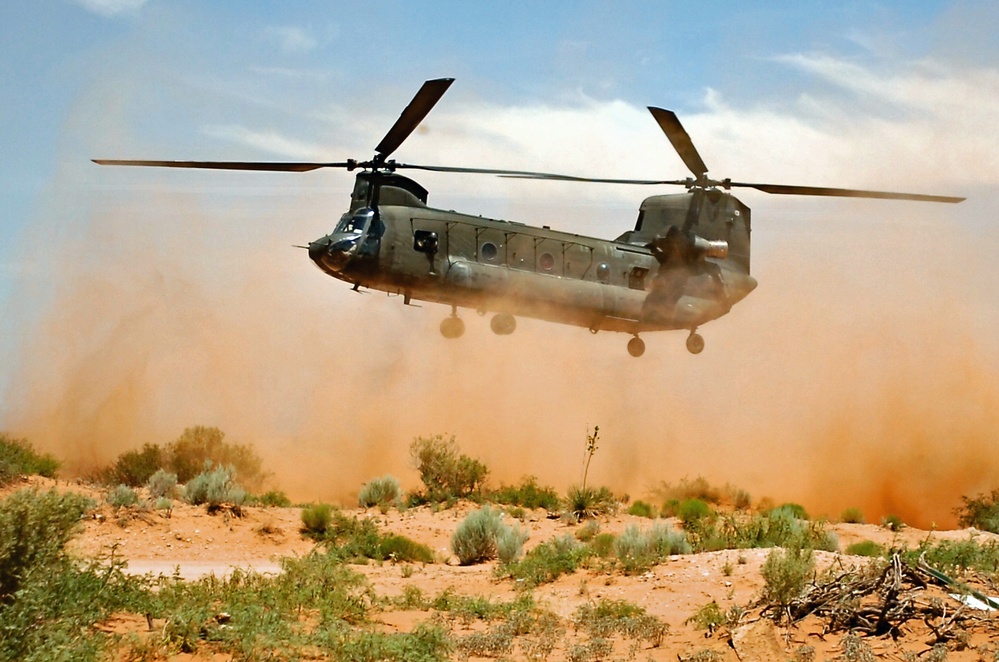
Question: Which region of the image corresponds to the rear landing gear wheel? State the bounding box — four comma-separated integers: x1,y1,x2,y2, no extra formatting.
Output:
490,313,516,335
686,332,704,355
627,336,646,358
440,316,465,339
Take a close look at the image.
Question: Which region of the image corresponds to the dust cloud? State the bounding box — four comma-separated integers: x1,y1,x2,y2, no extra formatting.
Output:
3,84,998,530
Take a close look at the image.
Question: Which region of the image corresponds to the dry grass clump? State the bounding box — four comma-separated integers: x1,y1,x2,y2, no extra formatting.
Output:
451,505,527,565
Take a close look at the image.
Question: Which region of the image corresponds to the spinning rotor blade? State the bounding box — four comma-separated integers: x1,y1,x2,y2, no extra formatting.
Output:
730,181,965,203
648,107,708,178
374,78,455,160
92,159,350,172
392,163,673,180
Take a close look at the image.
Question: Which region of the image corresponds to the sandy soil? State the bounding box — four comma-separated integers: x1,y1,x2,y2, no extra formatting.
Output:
11,476,999,660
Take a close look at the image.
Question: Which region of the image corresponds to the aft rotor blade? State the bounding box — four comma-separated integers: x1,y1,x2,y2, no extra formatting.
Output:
374,78,455,160
730,181,965,203
500,172,689,185
393,162,676,182
648,107,708,178
92,159,351,172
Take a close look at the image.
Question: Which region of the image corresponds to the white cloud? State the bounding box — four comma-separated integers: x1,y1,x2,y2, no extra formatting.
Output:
202,124,323,160
264,25,319,53
71,0,147,17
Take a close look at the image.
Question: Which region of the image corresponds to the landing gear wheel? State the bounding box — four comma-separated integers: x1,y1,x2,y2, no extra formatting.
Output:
490,313,516,335
686,332,704,355
440,316,465,339
627,336,646,358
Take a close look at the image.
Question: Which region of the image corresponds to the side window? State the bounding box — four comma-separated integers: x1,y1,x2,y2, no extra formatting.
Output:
628,267,648,291
413,230,438,255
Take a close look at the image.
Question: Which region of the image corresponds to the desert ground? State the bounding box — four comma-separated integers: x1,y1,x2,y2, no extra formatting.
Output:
4,474,994,661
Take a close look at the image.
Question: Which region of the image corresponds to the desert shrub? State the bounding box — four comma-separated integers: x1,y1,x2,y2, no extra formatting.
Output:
146,468,178,499
503,534,592,586
775,503,810,520
882,514,905,532
678,498,714,529
182,464,246,510
573,599,667,646
908,537,999,576
167,426,265,488
255,490,292,508
840,507,865,524
98,442,164,487
845,540,883,557
627,500,656,518
655,476,723,505
410,435,488,503
0,434,59,485
565,484,617,520
685,600,726,631
377,534,436,564
591,533,617,558
301,503,333,537
489,476,561,511
107,484,139,509
726,485,753,510
956,489,999,533
614,523,691,574
154,497,173,511
358,475,401,509
575,519,600,542
452,506,523,565
714,508,837,552
760,546,814,621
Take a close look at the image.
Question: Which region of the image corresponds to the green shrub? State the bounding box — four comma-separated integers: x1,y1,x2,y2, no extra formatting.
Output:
410,435,488,503
0,434,60,485
255,490,292,508
98,442,164,487
956,490,999,533
882,514,905,532
377,534,435,564
590,532,617,558
775,503,810,520
452,506,508,565
840,507,865,524
614,523,691,573
908,538,999,576
573,599,667,646
655,476,723,505
182,464,246,510
565,484,617,520
146,468,178,498
0,489,94,600
503,534,592,586
678,498,714,530
107,484,139,509
627,500,656,518
575,519,600,542
712,508,837,552
358,475,401,509
167,426,265,488
845,540,883,557
685,600,725,631
301,503,333,537
496,523,529,564
489,476,561,511
760,546,814,621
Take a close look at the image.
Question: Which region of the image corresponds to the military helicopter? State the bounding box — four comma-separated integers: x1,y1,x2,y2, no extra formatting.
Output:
94,78,963,356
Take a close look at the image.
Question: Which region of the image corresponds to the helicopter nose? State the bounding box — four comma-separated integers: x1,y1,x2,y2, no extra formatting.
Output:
309,234,358,273
308,237,330,263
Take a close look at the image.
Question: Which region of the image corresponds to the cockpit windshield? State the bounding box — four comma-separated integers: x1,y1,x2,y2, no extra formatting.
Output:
334,208,374,234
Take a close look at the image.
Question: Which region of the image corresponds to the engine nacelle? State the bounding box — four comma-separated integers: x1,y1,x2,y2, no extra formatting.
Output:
691,236,729,259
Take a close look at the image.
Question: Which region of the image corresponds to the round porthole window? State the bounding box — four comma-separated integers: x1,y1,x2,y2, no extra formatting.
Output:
539,252,555,272
481,242,498,261
596,263,611,283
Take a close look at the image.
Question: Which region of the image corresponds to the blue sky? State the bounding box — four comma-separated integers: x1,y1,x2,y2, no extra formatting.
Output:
3,1,998,516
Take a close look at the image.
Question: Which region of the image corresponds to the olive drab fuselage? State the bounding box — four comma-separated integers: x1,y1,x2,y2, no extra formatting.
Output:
308,171,759,338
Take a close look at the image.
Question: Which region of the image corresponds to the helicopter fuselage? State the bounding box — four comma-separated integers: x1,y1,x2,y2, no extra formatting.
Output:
308,172,758,349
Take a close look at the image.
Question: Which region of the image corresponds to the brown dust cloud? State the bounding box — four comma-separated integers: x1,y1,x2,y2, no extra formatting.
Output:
4,102,998,531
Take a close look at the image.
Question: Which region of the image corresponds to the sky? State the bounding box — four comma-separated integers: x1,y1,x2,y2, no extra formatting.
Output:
2,1,998,525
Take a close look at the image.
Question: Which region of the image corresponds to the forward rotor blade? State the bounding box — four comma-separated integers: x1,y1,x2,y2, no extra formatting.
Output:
648,107,708,178
499,172,689,185
92,159,350,172
374,78,455,160
730,181,965,203
393,162,676,182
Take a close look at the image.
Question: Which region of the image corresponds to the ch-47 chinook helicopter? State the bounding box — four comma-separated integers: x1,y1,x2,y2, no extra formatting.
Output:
95,78,963,356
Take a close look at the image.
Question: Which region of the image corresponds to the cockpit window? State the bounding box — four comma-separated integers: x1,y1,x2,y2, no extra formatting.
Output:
334,209,374,234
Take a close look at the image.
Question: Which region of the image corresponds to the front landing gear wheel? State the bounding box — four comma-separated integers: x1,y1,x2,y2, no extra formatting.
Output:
686,332,704,355
440,316,465,339
627,336,646,357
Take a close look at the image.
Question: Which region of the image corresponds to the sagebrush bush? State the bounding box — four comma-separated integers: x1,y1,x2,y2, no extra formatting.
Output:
840,507,865,524
146,468,178,498
0,434,59,485
627,500,656,518
614,523,691,573
452,506,506,565
255,490,292,508
182,463,246,510
167,426,265,488
358,475,401,509
410,435,488,503
774,503,809,520
496,522,530,564
503,534,592,585
760,546,814,620
107,484,139,509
